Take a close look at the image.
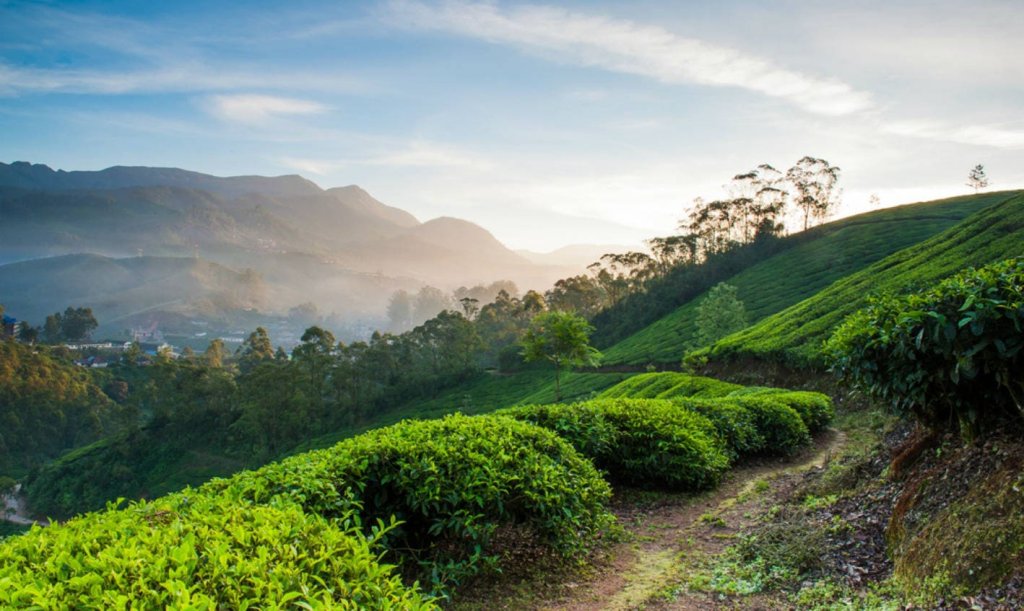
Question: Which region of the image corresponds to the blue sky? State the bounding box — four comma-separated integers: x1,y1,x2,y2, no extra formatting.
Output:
1,0,1022,251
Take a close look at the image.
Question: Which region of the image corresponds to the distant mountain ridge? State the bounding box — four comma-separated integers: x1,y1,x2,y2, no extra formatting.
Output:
0,161,575,332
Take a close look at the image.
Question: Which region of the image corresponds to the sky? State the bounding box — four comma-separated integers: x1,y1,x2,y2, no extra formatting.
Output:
1,0,1022,252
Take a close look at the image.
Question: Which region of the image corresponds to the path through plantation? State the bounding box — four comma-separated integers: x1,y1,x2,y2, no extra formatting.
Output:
545,430,846,610
451,428,846,609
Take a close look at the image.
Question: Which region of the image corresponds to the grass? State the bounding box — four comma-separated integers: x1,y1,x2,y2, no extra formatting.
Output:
708,190,1024,365
602,191,1015,365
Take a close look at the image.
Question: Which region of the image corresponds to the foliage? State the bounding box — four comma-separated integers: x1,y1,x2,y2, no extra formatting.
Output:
708,191,1024,366
502,399,729,490
601,191,1002,365
676,398,765,460
597,372,742,400
0,339,132,476
736,390,835,434
520,311,601,400
732,396,811,455
204,414,615,593
41,306,98,343
695,282,749,346
0,493,434,609
825,259,1024,436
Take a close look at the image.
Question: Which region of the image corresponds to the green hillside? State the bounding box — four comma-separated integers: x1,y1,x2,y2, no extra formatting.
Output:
707,191,1024,365
602,191,1017,365
292,368,632,453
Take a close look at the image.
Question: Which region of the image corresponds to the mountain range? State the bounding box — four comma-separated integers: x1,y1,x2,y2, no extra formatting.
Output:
0,162,581,338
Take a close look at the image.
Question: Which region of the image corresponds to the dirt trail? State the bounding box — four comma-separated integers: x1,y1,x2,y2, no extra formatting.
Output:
544,430,846,611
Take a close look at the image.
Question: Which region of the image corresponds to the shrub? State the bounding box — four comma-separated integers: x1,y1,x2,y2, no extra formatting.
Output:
598,372,741,400
497,403,616,458
676,398,765,460
0,493,433,609
771,391,834,433
734,390,835,434
204,414,614,592
825,258,1024,437
505,399,729,491
733,397,811,455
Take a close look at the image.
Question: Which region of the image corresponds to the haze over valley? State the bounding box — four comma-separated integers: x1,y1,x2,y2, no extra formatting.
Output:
0,161,589,346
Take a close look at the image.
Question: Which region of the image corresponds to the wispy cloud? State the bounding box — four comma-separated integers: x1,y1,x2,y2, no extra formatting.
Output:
0,61,366,97
883,120,1024,149
204,94,328,124
386,0,874,116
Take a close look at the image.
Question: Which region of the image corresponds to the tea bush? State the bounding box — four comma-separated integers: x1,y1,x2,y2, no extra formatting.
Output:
676,397,765,460
826,258,1024,436
504,399,729,490
734,390,834,434
204,414,615,591
732,397,811,455
0,493,433,609
598,372,742,400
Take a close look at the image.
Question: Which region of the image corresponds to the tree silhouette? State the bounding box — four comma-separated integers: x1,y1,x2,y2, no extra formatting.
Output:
967,164,989,193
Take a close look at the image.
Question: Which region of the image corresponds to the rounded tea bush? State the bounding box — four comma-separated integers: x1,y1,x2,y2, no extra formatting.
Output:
0,493,433,609
205,413,615,592
676,397,766,460
506,399,730,491
733,396,811,455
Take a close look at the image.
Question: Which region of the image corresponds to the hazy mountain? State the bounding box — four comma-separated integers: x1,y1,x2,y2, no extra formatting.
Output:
0,254,264,326
516,243,641,268
0,162,569,331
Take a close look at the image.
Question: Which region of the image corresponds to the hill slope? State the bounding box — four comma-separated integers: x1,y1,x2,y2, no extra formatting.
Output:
0,254,267,325
602,191,1018,366
707,191,1024,365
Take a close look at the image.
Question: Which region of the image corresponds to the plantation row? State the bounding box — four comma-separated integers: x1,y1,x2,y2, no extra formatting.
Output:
1,373,832,607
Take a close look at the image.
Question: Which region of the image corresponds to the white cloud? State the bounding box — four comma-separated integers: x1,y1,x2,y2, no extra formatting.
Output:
205,94,327,124
386,0,874,116
0,61,366,98
883,120,1024,149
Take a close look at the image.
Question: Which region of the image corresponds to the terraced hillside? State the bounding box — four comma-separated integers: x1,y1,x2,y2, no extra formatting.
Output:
708,191,1024,365
293,368,633,454
602,191,1017,366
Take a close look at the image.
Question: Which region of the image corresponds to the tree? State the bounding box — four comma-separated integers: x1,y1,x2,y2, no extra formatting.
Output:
520,311,602,401
967,164,989,193
59,307,98,342
694,283,748,346
237,327,274,373
386,290,414,331
203,338,228,369
43,313,62,343
786,157,841,231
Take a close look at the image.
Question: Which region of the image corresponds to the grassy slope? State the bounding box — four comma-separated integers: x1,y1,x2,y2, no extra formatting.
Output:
708,191,1024,365
602,191,1016,366
290,369,633,454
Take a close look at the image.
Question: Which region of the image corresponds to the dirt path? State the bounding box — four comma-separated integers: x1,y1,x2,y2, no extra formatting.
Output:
543,430,846,611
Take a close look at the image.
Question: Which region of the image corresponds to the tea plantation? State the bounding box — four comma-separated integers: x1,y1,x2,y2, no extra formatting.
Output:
707,191,1024,366
1,374,832,605
602,190,1017,365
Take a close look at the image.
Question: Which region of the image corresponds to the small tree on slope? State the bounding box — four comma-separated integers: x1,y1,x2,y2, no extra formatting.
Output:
521,311,602,401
